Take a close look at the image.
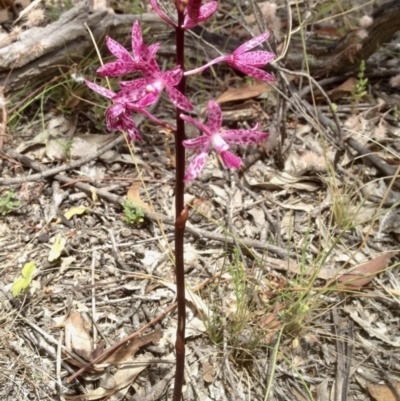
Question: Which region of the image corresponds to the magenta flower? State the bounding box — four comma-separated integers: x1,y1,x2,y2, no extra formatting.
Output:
185,32,275,82
149,0,217,29
85,80,168,141
181,101,269,182
97,21,160,77
113,66,193,111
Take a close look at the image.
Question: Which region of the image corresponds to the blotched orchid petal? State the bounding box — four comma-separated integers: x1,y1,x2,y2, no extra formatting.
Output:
84,80,114,99
104,37,133,63
234,32,271,55
181,101,269,181
183,142,212,182
233,63,275,82
163,66,183,86
131,20,143,61
180,114,211,135
206,100,222,133
149,0,177,27
220,151,242,168
182,135,209,149
187,0,202,19
235,51,276,67
165,85,193,111
221,127,269,145
97,61,141,77
183,1,218,29
119,77,152,90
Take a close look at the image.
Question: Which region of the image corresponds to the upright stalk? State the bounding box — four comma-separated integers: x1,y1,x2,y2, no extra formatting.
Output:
173,10,187,401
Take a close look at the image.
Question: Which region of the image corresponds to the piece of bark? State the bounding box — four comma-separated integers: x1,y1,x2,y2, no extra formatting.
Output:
0,2,169,92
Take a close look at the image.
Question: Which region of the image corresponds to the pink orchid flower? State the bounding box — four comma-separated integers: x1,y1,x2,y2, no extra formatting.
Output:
181,101,269,182
113,65,193,111
85,80,168,141
185,32,275,82
149,0,217,29
97,21,160,77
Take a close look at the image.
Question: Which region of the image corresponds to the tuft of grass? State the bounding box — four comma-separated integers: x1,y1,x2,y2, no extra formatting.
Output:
0,191,20,216
351,60,368,113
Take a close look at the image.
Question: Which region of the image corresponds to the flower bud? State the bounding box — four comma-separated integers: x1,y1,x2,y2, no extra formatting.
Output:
175,0,189,13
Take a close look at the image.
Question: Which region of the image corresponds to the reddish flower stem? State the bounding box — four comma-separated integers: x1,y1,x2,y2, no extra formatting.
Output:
172,10,187,401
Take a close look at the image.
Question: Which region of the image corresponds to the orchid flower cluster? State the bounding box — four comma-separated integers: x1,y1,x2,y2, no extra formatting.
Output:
85,0,275,182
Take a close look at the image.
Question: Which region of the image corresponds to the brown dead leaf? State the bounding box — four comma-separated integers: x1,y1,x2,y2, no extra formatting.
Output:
329,77,357,101
314,26,343,37
65,311,92,361
338,251,397,287
126,181,152,211
216,81,270,103
102,328,162,365
202,360,217,383
64,330,162,401
368,382,400,401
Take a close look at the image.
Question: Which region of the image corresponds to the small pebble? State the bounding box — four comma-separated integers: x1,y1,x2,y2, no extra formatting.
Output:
120,228,132,238
37,232,49,243
110,163,122,172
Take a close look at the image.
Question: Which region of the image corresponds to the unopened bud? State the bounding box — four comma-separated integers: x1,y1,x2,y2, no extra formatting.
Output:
175,0,189,13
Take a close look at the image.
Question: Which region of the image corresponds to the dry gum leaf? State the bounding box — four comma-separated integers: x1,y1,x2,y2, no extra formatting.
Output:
126,181,152,211
369,381,400,401
338,251,397,287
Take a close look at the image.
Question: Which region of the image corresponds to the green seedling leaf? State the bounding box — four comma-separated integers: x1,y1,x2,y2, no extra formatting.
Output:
11,261,37,297
48,234,66,262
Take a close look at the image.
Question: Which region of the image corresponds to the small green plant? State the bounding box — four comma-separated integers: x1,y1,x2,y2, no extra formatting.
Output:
122,200,145,224
393,105,399,121
11,261,37,297
0,191,20,216
351,60,368,112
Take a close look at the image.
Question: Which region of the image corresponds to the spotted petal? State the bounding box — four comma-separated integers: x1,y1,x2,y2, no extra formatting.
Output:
113,84,150,104
165,85,193,111
105,36,133,62
182,135,209,149
118,113,142,141
220,151,242,168
234,31,271,55
187,0,202,19
131,21,143,61
184,142,212,182
183,1,218,29
233,63,275,82
206,101,223,134
84,80,114,99
163,66,183,86
97,61,140,77
149,0,177,27
180,114,211,136
221,127,269,145
235,51,275,67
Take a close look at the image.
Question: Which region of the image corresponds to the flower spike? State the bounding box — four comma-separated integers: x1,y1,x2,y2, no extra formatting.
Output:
181,101,269,182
